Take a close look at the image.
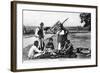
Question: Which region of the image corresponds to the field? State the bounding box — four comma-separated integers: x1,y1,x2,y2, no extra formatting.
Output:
22,31,91,61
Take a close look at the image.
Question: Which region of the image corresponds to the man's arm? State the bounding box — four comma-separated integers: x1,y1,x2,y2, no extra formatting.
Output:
43,29,45,37
34,47,42,53
56,30,61,34
64,43,72,52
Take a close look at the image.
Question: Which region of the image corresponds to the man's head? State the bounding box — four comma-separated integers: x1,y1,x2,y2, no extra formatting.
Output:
40,22,44,28
60,24,64,30
49,38,53,43
34,40,39,47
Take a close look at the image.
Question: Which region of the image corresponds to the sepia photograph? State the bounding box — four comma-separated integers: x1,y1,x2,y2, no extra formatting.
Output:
11,1,97,71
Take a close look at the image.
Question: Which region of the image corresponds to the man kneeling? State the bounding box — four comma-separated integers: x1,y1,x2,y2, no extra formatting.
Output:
28,40,42,59
61,40,77,58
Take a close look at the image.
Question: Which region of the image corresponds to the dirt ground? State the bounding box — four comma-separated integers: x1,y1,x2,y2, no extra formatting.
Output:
22,32,91,61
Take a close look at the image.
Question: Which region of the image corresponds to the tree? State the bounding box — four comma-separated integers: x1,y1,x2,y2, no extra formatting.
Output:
80,13,91,31
23,25,26,34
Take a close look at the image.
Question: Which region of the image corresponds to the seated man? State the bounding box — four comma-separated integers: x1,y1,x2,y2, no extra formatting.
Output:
61,40,76,58
28,40,43,59
45,38,56,55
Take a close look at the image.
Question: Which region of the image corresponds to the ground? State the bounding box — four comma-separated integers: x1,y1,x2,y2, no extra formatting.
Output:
22,32,91,61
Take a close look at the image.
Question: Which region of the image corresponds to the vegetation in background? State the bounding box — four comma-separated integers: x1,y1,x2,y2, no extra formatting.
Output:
80,13,91,31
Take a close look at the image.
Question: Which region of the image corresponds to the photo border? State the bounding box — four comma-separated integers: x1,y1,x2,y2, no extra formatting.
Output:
11,1,98,72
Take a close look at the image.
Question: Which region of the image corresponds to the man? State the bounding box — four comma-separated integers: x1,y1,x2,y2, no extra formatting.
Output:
61,40,76,58
45,38,56,55
28,41,42,59
57,23,69,50
38,22,45,51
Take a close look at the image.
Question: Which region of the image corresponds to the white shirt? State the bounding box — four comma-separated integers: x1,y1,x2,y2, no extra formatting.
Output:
57,30,64,35
28,45,41,58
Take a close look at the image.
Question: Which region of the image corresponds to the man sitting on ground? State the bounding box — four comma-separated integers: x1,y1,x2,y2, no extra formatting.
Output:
45,38,56,55
61,40,77,58
28,40,43,59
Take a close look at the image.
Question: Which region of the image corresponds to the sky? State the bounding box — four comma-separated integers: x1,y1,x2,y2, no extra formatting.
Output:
23,10,85,27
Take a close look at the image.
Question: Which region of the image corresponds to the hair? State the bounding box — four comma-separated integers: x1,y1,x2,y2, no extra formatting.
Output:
60,24,66,31
40,22,44,26
49,38,53,41
34,40,39,47
67,40,70,44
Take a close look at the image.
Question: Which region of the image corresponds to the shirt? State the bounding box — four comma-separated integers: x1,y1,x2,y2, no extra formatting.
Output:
28,45,41,57
46,42,54,50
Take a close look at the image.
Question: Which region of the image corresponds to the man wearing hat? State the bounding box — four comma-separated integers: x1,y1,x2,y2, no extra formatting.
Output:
38,22,45,51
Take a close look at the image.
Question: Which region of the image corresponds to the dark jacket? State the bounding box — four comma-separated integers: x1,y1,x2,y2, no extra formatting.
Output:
38,28,44,38
46,42,54,50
